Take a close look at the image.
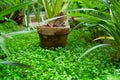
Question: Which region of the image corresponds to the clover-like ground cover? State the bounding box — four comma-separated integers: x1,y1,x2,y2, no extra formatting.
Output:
0,28,120,80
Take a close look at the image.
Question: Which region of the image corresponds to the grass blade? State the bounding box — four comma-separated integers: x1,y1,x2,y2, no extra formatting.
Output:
0,61,31,68
0,2,32,17
79,44,110,60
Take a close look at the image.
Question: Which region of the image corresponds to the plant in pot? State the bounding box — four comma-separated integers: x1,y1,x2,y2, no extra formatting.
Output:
37,0,70,48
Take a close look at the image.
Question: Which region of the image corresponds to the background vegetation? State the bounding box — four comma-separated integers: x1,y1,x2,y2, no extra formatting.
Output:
0,0,120,79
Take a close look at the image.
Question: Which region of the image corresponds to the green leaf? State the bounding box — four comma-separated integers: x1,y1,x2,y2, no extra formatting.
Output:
0,61,31,68
7,30,35,36
79,44,110,60
40,16,65,25
0,36,8,55
0,1,32,17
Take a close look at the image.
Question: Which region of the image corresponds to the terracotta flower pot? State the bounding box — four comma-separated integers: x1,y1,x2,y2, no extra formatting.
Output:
37,25,70,48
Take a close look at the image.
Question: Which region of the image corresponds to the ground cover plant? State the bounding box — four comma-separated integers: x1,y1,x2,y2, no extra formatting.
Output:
1,0,120,80
0,25,120,79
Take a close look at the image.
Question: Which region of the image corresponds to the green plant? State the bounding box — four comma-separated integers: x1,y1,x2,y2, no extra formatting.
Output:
0,0,34,54
24,0,42,28
69,0,107,11
1,30,118,79
72,0,120,59
0,31,33,67
36,0,70,48
0,30,34,67
0,1,35,66
31,0,41,23
0,0,41,28
43,0,67,19
0,0,32,24
42,0,69,27
0,61,31,67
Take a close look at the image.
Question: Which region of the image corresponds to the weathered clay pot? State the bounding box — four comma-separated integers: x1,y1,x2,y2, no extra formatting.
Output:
37,25,70,48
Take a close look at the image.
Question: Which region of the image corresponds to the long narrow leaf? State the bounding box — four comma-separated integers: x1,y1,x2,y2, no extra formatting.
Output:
67,8,97,12
0,36,8,55
40,16,65,25
79,44,110,60
42,0,50,18
0,2,32,17
0,61,31,68
93,36,114,41
7,30,35,36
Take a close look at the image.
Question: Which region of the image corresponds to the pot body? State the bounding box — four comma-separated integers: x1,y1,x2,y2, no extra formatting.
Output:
37,25,70,48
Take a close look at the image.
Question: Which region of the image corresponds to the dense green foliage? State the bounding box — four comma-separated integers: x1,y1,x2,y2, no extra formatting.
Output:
0,26,119,79
1,0,120,79
69,0,107,11
0,21,20,33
